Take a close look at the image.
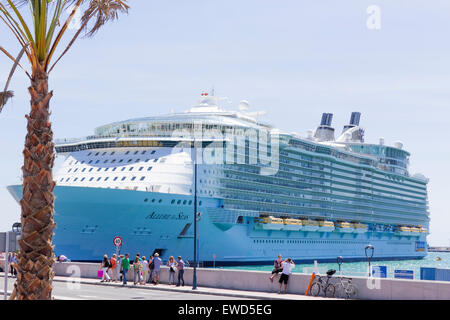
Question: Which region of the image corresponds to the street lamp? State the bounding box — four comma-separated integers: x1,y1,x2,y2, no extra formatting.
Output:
365,244,374,277
192,138,198,290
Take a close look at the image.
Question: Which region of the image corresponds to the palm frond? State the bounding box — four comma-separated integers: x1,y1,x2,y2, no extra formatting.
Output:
81,0,129,37
0,90,14,111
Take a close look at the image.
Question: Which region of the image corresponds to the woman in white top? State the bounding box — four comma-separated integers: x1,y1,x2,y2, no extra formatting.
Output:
167,256,177,285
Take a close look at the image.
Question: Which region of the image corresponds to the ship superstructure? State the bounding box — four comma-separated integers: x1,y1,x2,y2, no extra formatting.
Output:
8,93,430,264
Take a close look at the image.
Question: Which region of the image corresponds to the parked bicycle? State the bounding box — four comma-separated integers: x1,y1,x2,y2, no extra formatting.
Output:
333,276,358,299
309,269,336,297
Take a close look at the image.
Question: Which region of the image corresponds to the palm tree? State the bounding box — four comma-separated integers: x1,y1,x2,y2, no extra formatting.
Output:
0,0,129,300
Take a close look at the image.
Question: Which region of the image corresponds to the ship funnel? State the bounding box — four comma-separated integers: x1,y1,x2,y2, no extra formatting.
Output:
336,112,365,143
342,112,361,132
314,113,335,142
349,112,361,126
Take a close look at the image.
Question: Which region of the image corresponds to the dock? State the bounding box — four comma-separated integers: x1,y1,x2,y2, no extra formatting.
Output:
428,247,450,252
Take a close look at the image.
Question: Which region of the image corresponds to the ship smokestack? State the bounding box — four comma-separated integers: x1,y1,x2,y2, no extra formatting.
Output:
314,113,335,141
338,111,364,143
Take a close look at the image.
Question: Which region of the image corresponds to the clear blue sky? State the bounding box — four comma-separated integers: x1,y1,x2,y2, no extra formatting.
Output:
0,1,449,246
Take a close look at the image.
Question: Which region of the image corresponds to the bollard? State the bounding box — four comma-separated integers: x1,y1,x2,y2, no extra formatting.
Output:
304,272,316,296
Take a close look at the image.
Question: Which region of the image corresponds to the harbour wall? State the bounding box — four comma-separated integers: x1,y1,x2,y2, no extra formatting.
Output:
53,262,450,300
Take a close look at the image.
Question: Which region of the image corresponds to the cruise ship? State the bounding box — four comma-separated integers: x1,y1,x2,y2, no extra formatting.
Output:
8,93,430,265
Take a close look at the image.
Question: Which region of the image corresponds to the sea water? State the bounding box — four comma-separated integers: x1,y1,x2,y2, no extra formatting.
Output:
222,252,450,280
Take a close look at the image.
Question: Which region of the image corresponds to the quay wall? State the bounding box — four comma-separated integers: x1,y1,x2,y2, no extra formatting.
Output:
53,262,450,300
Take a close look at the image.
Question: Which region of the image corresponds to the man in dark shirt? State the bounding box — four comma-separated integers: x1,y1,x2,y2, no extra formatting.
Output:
176,256,185,287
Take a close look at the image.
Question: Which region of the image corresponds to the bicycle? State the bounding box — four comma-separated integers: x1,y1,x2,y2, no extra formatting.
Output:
309,269,336,297
333,276,358,299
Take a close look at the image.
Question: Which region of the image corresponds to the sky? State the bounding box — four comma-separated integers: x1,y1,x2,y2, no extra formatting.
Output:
0,1,449,246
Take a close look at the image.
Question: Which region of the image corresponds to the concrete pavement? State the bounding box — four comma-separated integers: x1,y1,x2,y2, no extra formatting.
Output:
1,273,335,300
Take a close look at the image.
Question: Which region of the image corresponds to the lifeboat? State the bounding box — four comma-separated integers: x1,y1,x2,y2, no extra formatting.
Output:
336,222,354,233
301,219,319,231
282,218,303,231
318,220,335,232
254,216,284,230
395,226,413,236
353,223,368,234
419,227,428,234
409,227,422,236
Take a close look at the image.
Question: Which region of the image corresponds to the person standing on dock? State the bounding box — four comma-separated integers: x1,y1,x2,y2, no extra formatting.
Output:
152,253,162,285
110,254,118,282
122,254,130,285
133,254,143,285
167,256,177,285
278,258,295,294
148,255,154,284
141,256,148,285
100,254,111,282
176,256,185,287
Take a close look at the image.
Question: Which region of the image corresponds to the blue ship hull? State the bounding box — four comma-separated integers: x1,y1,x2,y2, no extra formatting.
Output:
8,185,427,265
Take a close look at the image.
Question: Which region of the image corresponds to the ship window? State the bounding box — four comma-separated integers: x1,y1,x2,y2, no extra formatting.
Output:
139,167,144,171
60,178,64,182
69,161,73,165
131,177,136,181
158,199,162,203
81,178,85,181
145,159,150,163
97,168,101,172
188,200,192,205
88,160,93,164
105,177,109,181
128,159,132,163
81,161,85,164
125,151,130,155
129,167,134,171
147,167,152,171
141,151,146,155
111,152,115,155
171,200,175,204
105,168,109,172
119,159,123,163
89,177,94,181
111,159,116,163
121,167,126,171
68,169,72,173
95,152,99,156
102,152,107,156
88,152,92,156
95,160,100,164
183,200,187,205
74,168,78,172
140,176,145,181
97,177,101,181
135,159,140,163
154,159,158,163
75,161,79,165
104,160,108,163
89,168,93,172
121,177,126,181
134,151,139,155
112,168,117,171
177,200,181,205
151,150,156,154
113,177,118,181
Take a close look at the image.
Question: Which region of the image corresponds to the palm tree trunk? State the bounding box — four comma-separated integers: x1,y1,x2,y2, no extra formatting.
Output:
15,67,56,300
